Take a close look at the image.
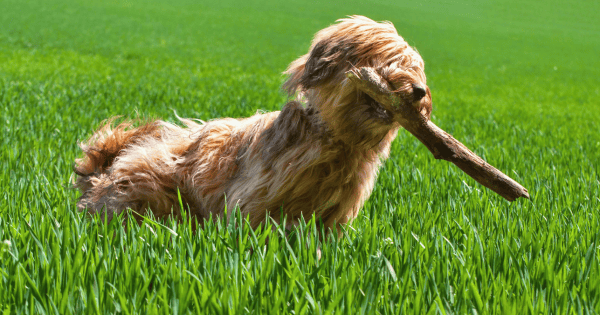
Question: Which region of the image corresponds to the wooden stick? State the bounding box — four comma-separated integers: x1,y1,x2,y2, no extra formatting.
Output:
346,67,530,201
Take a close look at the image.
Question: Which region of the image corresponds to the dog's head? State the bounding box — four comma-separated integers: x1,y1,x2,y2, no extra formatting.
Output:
284,16,432,137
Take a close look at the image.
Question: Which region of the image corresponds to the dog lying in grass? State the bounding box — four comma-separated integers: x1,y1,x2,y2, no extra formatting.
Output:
74,16,432,231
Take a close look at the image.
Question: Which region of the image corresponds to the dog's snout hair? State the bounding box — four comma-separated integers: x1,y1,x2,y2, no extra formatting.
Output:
74,16,432,233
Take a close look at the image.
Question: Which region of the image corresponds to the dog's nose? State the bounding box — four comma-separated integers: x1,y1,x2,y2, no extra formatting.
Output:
412,83,427,100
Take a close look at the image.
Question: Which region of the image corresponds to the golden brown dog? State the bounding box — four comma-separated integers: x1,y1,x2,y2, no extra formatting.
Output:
74,16,432,231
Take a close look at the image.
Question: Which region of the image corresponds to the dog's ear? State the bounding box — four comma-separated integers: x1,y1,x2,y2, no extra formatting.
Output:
283,39,355,96
283,55,308,95
299,40,344,89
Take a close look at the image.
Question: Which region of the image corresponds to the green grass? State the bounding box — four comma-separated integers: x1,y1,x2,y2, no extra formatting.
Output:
1,0,599,313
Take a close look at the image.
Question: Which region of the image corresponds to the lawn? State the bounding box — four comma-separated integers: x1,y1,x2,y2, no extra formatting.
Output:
1,0,599,313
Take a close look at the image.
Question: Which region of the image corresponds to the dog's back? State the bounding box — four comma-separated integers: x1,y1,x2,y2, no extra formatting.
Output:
73,113,280,222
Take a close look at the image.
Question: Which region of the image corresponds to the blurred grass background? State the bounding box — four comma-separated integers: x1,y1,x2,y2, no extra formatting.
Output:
1,0,599,313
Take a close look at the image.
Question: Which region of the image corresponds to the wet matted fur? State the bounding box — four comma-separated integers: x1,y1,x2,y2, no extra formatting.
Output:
74,16,433,231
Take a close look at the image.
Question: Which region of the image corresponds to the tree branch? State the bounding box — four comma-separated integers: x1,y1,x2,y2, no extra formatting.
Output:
346,67,530,201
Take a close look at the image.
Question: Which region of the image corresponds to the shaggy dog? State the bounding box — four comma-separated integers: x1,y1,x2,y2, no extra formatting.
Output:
74,16,432,231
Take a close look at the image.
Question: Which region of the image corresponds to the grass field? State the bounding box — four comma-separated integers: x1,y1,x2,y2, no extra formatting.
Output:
1,0,599,313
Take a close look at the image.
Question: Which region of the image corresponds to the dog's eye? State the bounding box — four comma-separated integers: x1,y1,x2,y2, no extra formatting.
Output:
412,83,427,100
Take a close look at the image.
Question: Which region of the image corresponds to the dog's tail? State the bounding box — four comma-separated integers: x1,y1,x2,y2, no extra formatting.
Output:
74,118,163,177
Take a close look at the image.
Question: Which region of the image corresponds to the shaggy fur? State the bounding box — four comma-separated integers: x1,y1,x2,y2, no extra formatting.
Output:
74,16,433,231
